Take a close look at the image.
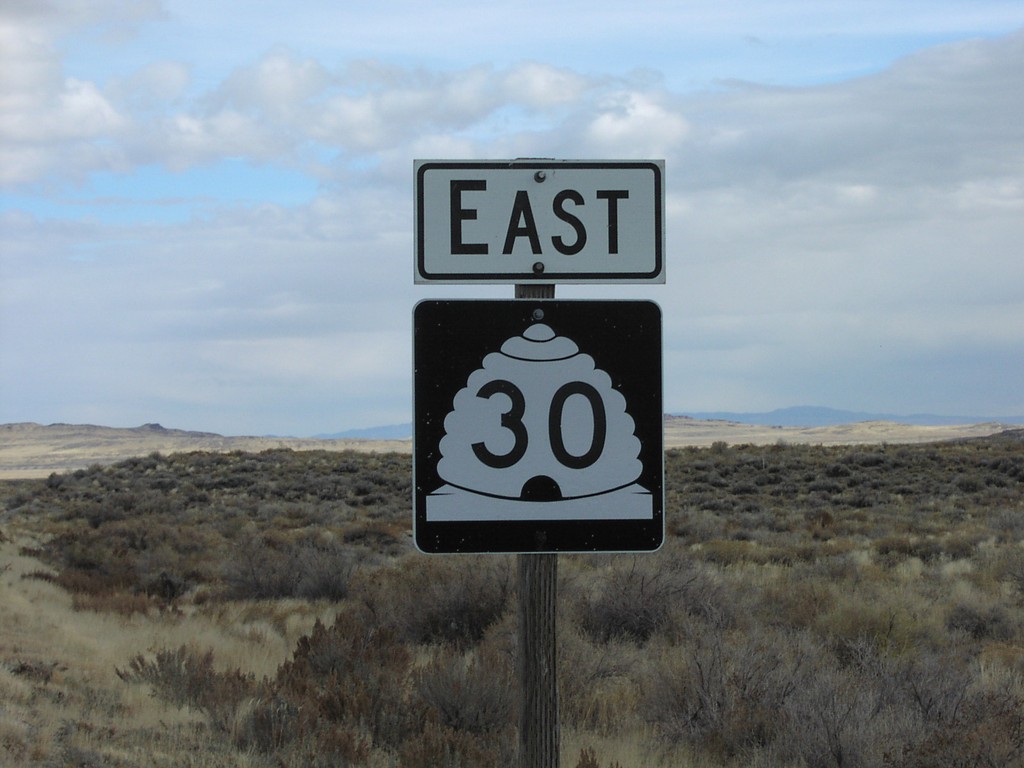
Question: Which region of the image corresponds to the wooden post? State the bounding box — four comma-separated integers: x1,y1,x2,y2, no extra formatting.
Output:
514,282,558,768
517,553,558,768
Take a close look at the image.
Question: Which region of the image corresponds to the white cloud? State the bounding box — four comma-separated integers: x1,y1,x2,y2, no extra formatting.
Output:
0,0,163,33
502,63,588,108
585,91,690,155
210,48,329,120
109,60,190,109
56,78,126,137
198,331,406,385
650,32,1024,416
0,18,129,183
679,30,1024,190
2,4,1023,431
9,25,1012,190
155,110,286,167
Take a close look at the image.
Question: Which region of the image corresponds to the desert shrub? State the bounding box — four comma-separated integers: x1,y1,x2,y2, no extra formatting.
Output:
955,475,983,493
223,534,356,601
28,533,142,597
806,508,835,529
668,508,726,540
574,748,623,768
140,568,189,601
699,539,768,566
557,624,642,733
233,694,375,762
898,648,972,726
886,687,1024,767
809,479,844,494
980,642,1024,676
273,610,421,750
243,607,515,764
361,556,512,648
117,645,256,729
814,594,910,656
395,725,514,768
645,626,812,759
996,549,1024,599
231,694,305,754
72,590,156,615
578,562,676,644
414,644,514,734
222,535,303,599
777,659,909,768
945,602,1016,641
730,480,761,495
342,521,406,555
289,538,359,600
939,534,978,560
993,508,1024,543
875,536,943,563
748,638,979,768
761,577,836,629
576,554,725,644
0,479,34,507
847,449,892,469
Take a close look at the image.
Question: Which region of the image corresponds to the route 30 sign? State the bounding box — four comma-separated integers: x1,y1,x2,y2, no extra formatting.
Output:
415,160,665,283
413,300,663,553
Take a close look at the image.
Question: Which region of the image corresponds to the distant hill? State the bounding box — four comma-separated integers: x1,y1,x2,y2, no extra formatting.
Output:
314,423,413,440
0,422,412,480
675,406,1024,428
312,407,1024,438
3,418,1017,479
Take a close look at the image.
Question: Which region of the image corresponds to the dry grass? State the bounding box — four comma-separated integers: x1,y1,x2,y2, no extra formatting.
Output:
0,534,342,766
1,540,232,764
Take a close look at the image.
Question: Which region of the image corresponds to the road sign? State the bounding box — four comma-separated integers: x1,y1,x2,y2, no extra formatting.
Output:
413,299,663,553
415,160,665,283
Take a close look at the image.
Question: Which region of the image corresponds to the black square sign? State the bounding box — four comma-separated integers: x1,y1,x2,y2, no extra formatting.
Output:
414,299,663,553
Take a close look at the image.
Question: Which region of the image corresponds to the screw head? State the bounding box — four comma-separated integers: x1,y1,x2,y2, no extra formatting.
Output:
532,261,545,274
534,170,546,182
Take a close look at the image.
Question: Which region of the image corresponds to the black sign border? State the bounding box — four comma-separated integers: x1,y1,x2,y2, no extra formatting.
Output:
415,161,664,283
413,299,664,553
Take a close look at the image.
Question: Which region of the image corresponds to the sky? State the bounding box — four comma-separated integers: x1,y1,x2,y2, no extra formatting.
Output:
2,0,1023,437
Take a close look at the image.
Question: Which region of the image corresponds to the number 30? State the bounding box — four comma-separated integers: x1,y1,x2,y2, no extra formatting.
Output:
471,379,607,470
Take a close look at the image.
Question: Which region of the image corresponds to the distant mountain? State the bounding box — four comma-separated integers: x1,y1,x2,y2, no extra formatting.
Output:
314,423,413,440
675,406,1024,428
315,409,1024,439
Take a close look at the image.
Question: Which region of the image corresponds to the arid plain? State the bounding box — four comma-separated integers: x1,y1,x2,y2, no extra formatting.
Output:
0,417,1013,479
2,419,1024,766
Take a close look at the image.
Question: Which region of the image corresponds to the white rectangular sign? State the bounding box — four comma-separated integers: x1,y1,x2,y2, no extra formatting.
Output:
415,160,665,283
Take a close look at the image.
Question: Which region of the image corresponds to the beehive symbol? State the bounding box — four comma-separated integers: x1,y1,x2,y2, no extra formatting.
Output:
426,321,653,521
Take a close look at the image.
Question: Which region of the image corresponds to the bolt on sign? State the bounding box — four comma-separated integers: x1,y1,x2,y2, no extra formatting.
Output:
413,299,663,553
415,160,665,283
